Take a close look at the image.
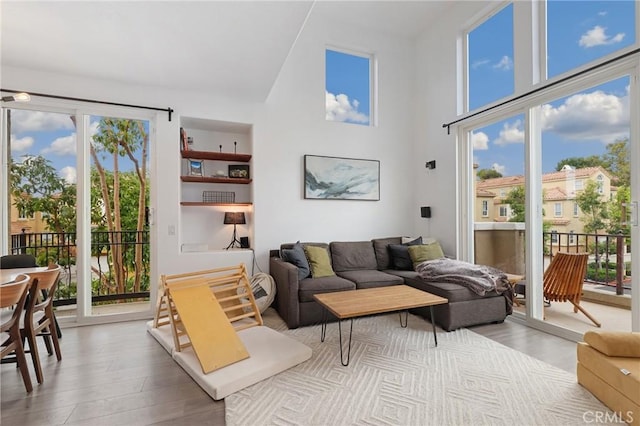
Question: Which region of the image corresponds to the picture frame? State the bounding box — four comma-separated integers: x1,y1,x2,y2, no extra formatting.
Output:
304,155,380,200
228,164,250,179
189,159,204,176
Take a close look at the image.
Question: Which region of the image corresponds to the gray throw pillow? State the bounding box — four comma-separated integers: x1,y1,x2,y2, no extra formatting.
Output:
388,237,423,270
282,242,310,280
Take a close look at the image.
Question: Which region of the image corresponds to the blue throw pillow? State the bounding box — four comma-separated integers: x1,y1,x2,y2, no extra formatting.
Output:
281,242,310,280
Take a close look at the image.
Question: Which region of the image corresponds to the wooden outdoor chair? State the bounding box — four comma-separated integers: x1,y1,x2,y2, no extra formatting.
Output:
22,264,62,384
1,274,33,392
543,252,601,327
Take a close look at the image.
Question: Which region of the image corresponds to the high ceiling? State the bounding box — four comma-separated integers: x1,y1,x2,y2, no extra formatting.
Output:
1,1,451,102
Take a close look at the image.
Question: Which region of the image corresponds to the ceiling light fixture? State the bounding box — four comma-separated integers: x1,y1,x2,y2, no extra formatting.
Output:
1,92,31,102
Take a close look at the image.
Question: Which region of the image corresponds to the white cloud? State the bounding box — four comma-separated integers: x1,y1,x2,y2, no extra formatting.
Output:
10,110,74,133
471,131,489,150
493,55,513,71
579,25,625,48
598,11,607,17
325,92,369,124
541,88,629,144
10,135,34,152
60,166,77,184
471,59,490,69
492,163,506,175
494,120,524,145
42,133,76,156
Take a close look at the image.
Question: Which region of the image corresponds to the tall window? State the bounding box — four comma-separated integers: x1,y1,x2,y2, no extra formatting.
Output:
499,205,509,217
573,202,579,217
325,48,372,126
467,3,514,111
547,0,636,79
482,200,489,217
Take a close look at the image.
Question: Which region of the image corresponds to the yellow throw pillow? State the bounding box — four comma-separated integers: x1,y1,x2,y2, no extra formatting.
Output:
303,245,335,278
408,242,445,268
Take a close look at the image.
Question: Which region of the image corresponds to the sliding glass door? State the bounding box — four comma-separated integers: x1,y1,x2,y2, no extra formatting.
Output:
2,105,153,323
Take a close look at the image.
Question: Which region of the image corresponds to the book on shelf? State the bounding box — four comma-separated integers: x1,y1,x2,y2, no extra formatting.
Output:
180,127,189,151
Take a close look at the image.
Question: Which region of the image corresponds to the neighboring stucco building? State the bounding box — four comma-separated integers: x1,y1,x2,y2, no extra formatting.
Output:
475,165,613,237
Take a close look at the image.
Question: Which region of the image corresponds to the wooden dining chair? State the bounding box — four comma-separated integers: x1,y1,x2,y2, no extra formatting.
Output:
22,264,62,384
543,252,601,327
1,274,33,392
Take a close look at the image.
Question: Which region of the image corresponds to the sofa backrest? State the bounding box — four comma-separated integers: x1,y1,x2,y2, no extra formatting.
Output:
372,237,402,270
280,242,330,258
330,241,377,272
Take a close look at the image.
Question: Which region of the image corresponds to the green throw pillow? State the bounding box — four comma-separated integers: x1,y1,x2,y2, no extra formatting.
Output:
303,245,335,278
408,242,445,268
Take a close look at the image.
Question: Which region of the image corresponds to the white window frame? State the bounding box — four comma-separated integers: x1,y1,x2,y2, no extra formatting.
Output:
573,202,579,217
325,46,377,127
481,200,489,217
456,0,640,338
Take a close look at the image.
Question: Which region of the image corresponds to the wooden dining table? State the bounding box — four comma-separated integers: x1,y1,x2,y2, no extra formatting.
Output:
0,267,48,285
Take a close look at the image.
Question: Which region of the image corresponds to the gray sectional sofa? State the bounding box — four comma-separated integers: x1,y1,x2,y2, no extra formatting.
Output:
269,238,512,331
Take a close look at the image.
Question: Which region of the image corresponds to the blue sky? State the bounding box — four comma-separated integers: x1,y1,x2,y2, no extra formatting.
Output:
325,48,370,125
471,1,635,176
9,112,146,184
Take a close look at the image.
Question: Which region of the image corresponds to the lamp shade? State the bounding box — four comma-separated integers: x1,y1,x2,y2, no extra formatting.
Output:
223,212,246,225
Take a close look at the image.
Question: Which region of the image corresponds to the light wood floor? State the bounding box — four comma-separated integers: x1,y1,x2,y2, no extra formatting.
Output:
1,311,578,426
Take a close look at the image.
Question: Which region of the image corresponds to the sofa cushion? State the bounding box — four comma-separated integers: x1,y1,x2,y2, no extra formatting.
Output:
281,242,310,281
584,331,640,358
408,241,445,268
330,241,377,272
372,237,402,270
388,237,423,270
336,270,404,289
577,342,640,405
304,245,335,278
399,273,501,303
298,276,356,303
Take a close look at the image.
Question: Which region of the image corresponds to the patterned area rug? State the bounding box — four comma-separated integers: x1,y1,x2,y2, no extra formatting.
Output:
225,311,613,426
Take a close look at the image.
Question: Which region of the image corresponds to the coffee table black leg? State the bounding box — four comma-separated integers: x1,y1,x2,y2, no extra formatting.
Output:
320,307,327,342
430,305,438,347
399,310,408,328
338,318,354,366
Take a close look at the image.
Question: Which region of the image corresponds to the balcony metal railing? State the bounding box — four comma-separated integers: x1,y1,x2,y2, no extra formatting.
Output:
544,231,630,296
9,230,150,306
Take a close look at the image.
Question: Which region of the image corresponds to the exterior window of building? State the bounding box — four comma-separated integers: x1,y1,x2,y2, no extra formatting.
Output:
573,202,579,217
499,205,509,217
554,203,562,217
597,175,604,194
569,230,576,244
325,48,372,126
17,207,33,220
481,200,489,217
575,179,583,190
551,230,559,243
467,3,514,111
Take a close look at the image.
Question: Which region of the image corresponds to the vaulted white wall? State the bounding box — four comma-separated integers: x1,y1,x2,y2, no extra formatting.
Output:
254,7,418,260
1,5,425,277
413,1,490,257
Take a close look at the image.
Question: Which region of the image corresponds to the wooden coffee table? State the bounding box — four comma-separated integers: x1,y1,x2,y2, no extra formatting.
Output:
313,285,448,366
